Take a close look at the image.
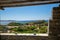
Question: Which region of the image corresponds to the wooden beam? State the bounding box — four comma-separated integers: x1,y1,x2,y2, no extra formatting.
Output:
0,0,60,7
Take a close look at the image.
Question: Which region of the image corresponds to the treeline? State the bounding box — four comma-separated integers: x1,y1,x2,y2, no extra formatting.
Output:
0,20,48,33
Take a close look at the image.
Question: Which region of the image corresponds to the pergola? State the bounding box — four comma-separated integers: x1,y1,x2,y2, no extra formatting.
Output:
0,0,60,10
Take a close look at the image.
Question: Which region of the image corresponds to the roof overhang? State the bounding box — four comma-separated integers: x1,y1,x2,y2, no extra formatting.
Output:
0,0,60,10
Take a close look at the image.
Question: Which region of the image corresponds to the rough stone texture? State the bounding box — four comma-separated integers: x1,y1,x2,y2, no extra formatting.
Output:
0,35,48,40
0,5,60,40
49,5,60,40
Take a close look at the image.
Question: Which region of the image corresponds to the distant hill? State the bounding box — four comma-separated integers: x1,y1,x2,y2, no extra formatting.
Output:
0,20,48,25
0,20,16,25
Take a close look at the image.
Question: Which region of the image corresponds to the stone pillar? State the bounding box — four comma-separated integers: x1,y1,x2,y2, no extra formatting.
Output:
49,5,60,40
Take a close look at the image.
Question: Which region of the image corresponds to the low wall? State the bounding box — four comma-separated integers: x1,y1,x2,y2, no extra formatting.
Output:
0,35,48,40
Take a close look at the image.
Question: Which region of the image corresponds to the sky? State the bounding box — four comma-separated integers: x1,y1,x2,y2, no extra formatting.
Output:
0,3,59,21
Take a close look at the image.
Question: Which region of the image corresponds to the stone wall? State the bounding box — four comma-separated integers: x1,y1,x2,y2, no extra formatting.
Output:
0,35,48,40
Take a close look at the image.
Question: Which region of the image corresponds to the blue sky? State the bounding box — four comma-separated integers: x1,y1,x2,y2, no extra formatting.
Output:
0,3,59,21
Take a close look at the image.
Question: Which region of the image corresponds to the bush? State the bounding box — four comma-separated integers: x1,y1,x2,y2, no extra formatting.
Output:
39,26,47,33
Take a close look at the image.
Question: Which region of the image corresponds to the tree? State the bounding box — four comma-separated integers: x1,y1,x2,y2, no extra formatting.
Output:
8,22,22,26
39,26,47,33
0,25,6,31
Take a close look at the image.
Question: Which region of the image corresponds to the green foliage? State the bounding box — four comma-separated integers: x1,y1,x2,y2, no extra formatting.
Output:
10,26,47,33
39,26,47,33
0,25,6,31
34,20,46,24
28,26,36,30
4,20,48,33
8,22,22,26
10,27,18,31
